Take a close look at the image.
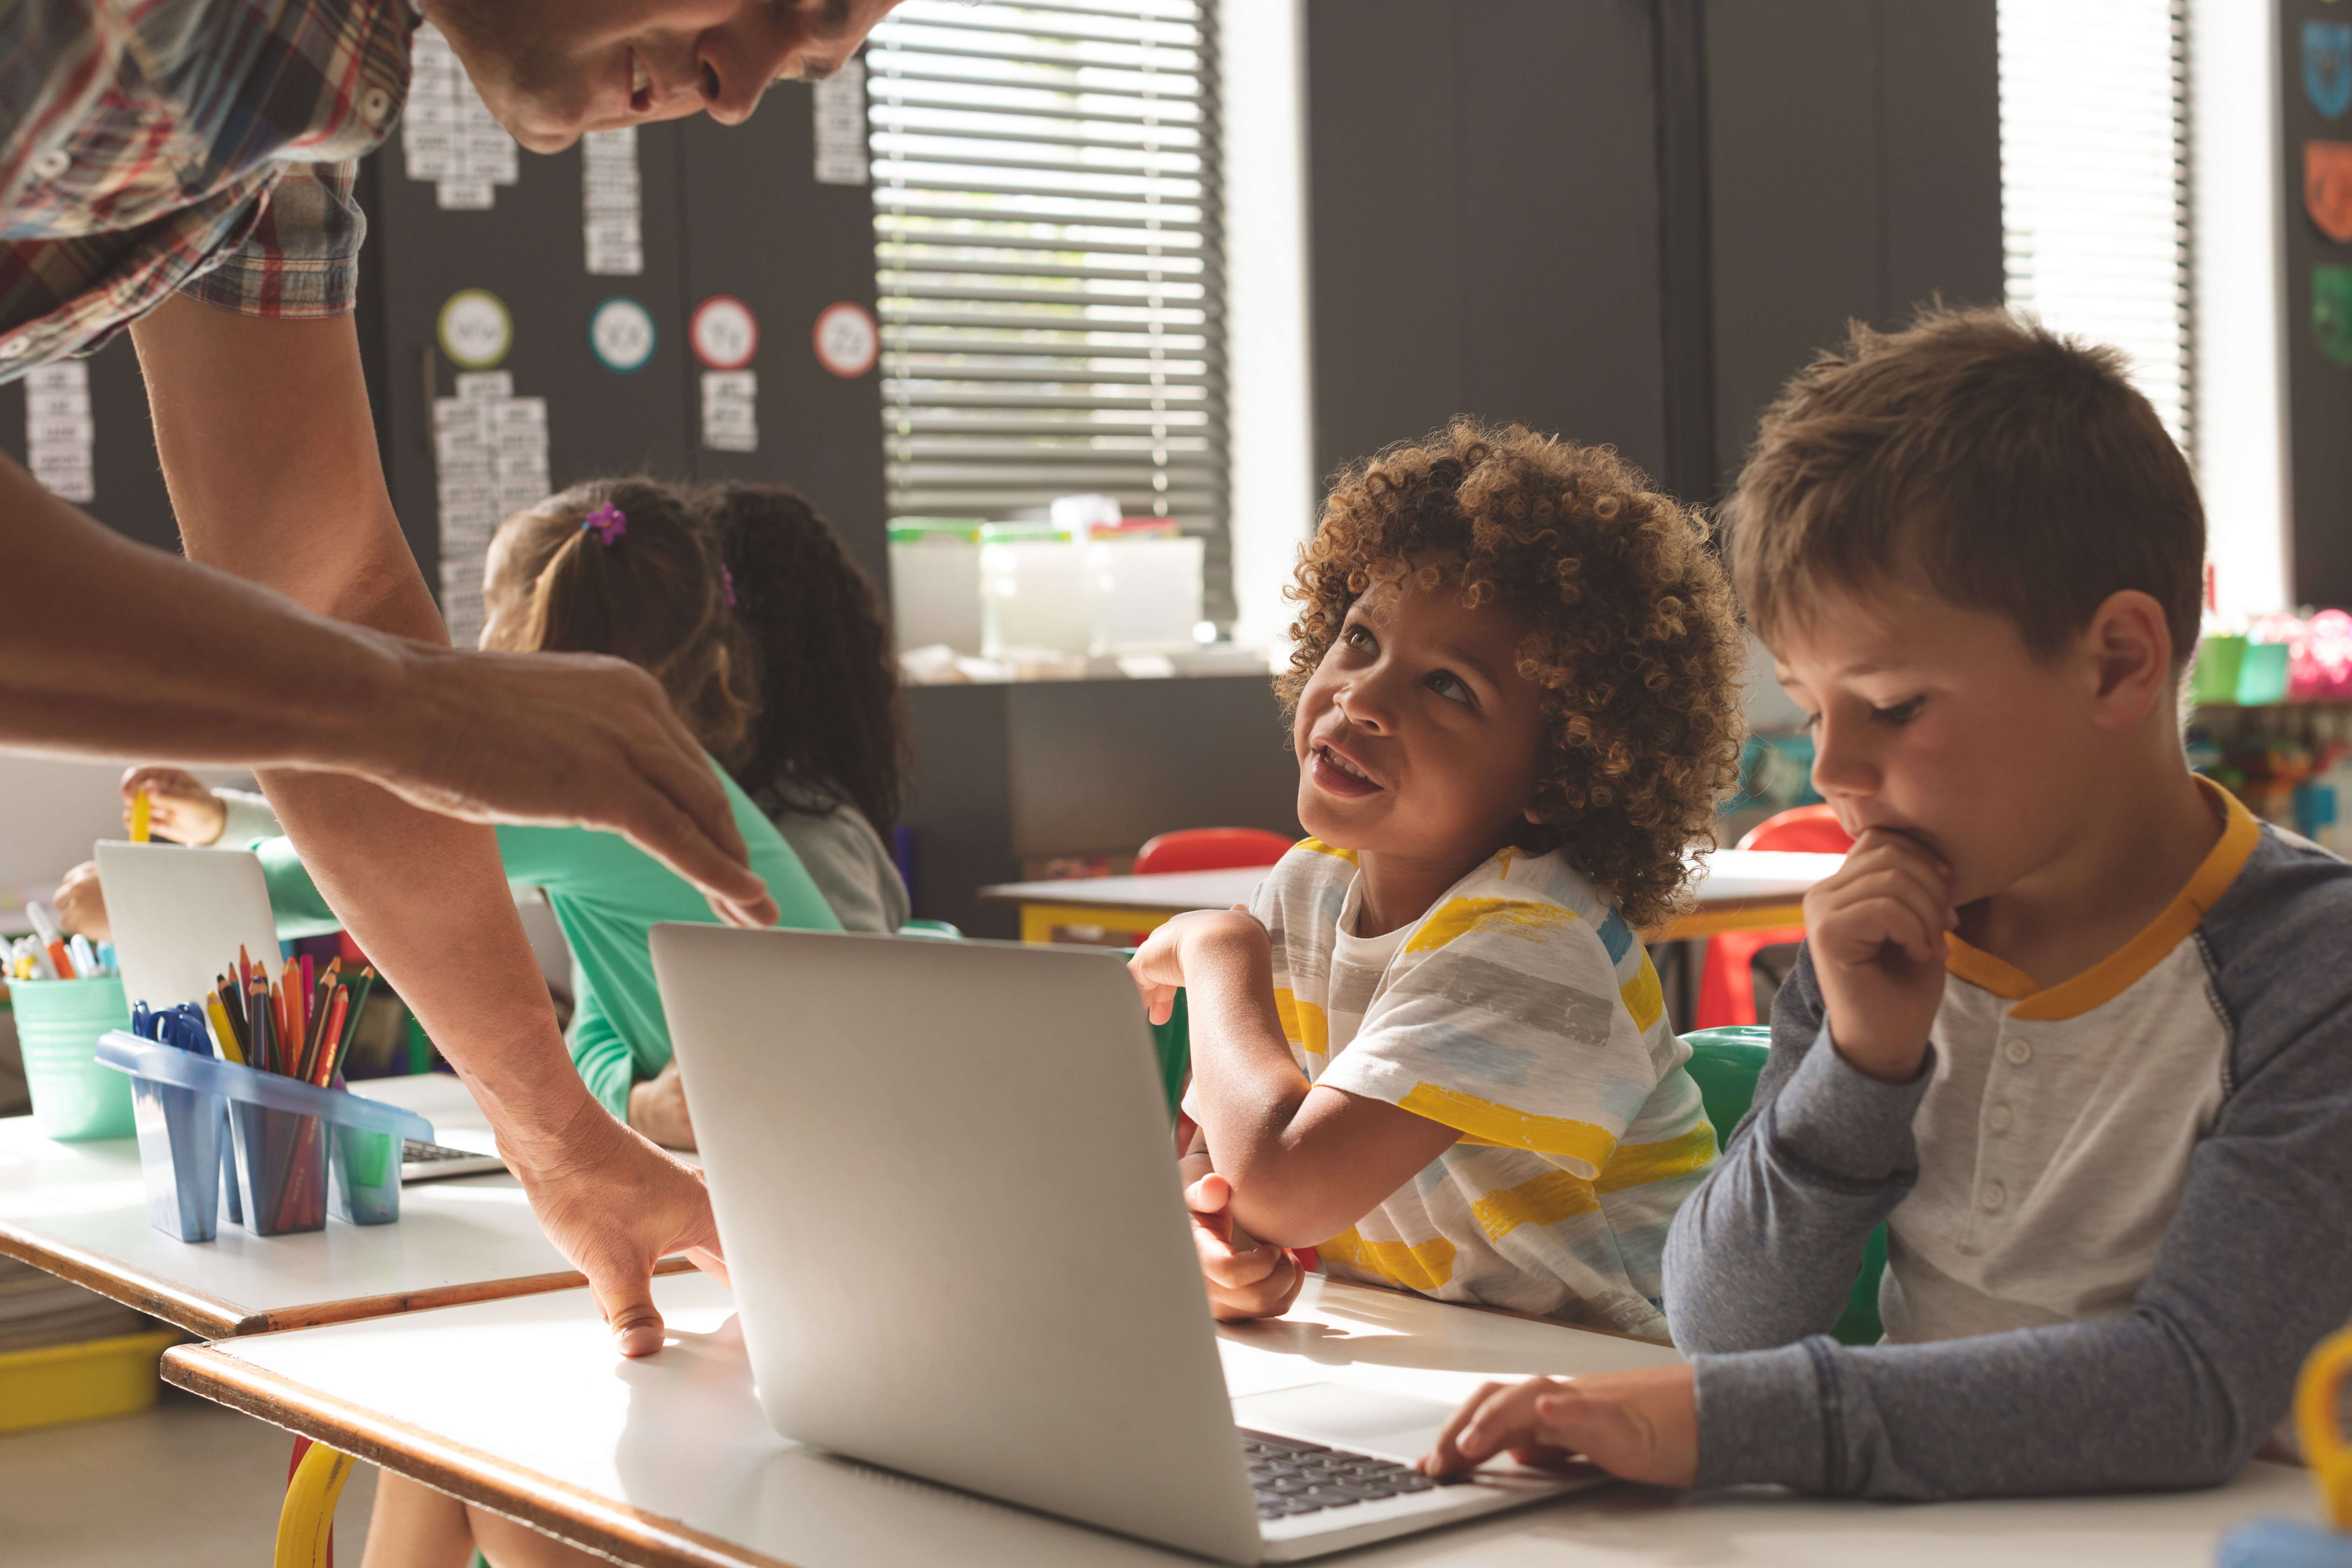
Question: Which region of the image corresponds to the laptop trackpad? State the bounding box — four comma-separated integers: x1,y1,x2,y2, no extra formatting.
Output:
1232,1384,1460,1463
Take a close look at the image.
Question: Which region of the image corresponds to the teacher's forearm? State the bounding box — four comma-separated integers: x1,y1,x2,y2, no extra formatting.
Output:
132,296,600,1149
0,456,403,768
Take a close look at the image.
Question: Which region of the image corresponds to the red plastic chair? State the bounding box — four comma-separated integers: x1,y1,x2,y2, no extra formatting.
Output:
1693,805,1853,1029
1133,827,1296,876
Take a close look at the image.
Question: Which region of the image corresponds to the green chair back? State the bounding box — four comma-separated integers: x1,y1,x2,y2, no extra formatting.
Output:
897,919,964,940
1679,1026,1888,1347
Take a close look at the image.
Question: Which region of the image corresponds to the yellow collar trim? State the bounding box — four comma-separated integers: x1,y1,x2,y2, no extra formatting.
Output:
1942,776,2259,1023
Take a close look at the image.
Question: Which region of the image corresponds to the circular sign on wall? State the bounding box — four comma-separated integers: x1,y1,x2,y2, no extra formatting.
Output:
437,289,512,369
588,296,657,374
690,295,759,371
812,301,879,378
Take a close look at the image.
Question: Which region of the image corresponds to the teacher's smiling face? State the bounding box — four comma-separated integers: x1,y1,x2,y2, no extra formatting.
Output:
428,0,903,153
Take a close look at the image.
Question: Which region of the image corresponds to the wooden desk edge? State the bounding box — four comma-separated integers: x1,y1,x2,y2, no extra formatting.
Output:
0,1223,697,1338
166,1342,795,1568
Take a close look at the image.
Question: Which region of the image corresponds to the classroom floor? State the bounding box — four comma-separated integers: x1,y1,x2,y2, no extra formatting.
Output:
0,1384,379,1567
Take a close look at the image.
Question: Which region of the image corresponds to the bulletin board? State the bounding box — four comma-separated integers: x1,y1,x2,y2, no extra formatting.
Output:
2283,1,2352,606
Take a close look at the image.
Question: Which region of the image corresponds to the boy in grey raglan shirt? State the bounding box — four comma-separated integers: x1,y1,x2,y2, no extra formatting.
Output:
1420,307,2352,1499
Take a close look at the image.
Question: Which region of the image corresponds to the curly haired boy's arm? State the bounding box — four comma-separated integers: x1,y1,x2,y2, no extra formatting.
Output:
1661,946,1925,1353
1167,912,1457,1247
1687,989,2352,1498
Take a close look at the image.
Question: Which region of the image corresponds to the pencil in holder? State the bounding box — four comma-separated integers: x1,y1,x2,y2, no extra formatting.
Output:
229,1102,329,1236
97,1032,434,1239
127,1074,224,1242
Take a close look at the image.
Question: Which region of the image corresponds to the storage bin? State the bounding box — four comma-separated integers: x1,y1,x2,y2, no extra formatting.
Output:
0,1328,182,1436
981,531,1092,658
97,1032,433,1239
1087,536,1204,653
889,522,987,654
13,975,133,1141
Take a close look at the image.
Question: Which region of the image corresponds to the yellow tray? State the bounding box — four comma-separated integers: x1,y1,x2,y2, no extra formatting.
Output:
0,1328,184,1435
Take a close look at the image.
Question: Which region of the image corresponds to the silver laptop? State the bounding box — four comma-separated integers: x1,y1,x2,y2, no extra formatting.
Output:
651,925,1590,1564
94,840,282,1017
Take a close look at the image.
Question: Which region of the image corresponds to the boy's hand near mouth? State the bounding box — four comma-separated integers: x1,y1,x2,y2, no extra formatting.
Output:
1801,826,1958,1084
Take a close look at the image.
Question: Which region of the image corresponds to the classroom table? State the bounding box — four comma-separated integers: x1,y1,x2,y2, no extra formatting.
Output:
0,1072,686,1338
981,848,1846,946
167,1269,2322,1568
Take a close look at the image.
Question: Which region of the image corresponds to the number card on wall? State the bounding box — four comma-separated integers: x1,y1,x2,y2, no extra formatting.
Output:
403,24,520,210
433,372,550,647
813,60,869,186
24,363,93,503
581,128,645,275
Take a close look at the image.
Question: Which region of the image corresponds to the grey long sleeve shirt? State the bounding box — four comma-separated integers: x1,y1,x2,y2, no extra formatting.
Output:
1661,817,2352,1499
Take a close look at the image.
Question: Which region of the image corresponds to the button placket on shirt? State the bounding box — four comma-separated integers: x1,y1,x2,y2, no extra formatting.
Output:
1981,1026,2033,1218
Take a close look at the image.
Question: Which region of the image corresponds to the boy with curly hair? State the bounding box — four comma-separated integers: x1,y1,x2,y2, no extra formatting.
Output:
1426,308,2352,1499
1128,420,1746,1338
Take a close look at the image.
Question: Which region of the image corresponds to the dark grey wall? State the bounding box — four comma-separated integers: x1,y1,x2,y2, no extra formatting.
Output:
1303,0,2003,503
1304,0,1669,487
1706,0,2005,489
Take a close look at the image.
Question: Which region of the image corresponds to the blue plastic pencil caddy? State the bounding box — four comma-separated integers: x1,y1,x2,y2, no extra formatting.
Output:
97,1032,434,1241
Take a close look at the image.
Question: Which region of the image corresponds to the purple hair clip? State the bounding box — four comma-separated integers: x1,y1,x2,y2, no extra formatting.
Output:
582,502,627,545
722,565,738,608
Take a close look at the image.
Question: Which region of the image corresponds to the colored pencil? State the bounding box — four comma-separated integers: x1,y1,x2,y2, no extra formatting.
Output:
314,990,349,1086
206,998,245,1066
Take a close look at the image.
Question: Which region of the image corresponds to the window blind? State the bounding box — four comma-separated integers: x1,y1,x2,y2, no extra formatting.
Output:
1998,0,2194,449
865,0,1230,616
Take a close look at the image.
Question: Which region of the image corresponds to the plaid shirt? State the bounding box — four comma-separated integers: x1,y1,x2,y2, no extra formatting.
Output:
0,0,412,380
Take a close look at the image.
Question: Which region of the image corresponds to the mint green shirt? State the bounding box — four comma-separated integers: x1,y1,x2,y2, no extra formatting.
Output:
250,765,840,1120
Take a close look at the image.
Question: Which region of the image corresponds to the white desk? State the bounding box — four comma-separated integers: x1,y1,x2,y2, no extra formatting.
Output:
167,1271,2319,1568
981,849,1846,946
0,1073,685,1337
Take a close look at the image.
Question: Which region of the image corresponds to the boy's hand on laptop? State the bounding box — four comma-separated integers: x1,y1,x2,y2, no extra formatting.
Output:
1185,1171,1305,1321
1802,826,1956,1084
1421,1366,1698,1487
120,765,228,845
1128,906,1264,1026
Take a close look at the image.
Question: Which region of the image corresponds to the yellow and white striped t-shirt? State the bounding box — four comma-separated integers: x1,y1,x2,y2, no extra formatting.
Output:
1254,838,1716,1337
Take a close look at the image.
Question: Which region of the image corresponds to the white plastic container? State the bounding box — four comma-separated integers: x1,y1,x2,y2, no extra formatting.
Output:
1088,536,1205,654
889,539,984,654
981,537,1093,658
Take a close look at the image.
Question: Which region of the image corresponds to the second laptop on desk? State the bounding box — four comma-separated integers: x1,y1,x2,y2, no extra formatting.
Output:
653,926,1600,1565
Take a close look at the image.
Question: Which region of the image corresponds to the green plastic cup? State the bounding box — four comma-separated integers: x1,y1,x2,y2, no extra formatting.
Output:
13,975,134,1141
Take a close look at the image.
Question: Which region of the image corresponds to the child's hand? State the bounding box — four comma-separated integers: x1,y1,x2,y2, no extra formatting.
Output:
1184,1170,1306,1321
121,765,227,846
1128,906,1260,1026
1801,826,1955,1083
53,861,110,943
1421,1366,1698,1487
627,1061,697,1150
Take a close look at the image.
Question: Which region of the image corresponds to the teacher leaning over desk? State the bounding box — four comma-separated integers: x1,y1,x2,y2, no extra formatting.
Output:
0,0,903,1354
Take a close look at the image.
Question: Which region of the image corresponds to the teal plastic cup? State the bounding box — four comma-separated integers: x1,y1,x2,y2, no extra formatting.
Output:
13,975,134,1140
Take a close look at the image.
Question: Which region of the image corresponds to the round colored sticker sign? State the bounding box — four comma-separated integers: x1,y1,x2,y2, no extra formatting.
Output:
438,289,512,369
812,302,879,378
690,295,759,370
588,296,657,374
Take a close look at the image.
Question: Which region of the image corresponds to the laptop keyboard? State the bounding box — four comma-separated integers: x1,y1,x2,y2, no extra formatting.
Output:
1240,1428,1441,1519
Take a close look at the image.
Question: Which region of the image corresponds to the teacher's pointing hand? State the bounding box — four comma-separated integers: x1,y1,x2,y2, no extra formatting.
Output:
356,639,778,929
